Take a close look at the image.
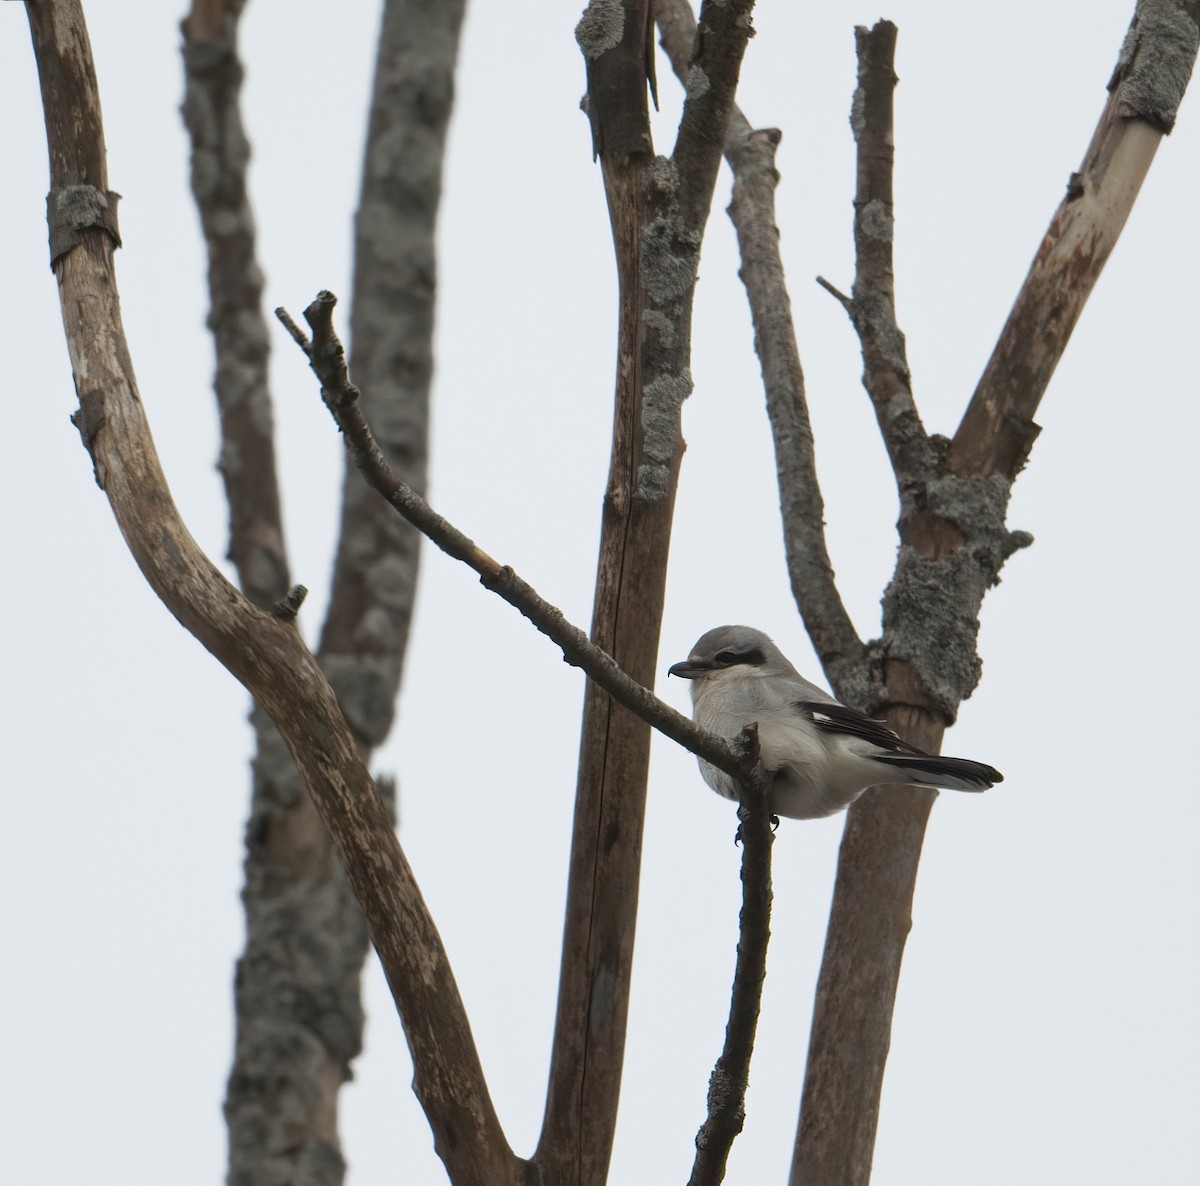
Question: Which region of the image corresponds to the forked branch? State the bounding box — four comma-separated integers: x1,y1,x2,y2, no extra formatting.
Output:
28,6,516,1185
793,8,1197,1186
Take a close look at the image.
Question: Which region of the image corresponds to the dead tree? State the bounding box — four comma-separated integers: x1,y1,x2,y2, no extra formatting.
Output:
20,0,1196,1184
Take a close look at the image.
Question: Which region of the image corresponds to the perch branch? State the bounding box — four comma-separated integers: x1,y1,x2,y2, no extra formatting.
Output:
687,726,775,1186
280,294,750,785
27,6,519,1184
949,0,1199,479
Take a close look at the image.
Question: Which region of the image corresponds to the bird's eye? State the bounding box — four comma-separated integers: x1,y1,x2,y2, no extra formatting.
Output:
715,650,738,665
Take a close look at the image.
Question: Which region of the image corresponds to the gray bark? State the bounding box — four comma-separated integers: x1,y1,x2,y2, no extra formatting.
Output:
181,0,469,1181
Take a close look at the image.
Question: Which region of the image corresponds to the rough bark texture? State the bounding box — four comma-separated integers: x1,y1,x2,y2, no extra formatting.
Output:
180,0,468,1179
182,0,288,613
28,6,522,1186
535,4,757,1183
179,5,345,1180
725,129,866,696
320,0,466,712
656,0,866,697
790,9,1197,1186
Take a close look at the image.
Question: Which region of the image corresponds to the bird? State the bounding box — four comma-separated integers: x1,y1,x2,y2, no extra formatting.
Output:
668,625,1003,820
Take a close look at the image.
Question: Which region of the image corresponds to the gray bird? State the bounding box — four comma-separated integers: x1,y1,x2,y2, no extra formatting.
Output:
668,625,1003,820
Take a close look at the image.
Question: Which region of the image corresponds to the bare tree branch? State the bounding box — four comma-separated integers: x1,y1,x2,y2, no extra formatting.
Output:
539,9,661,1175
320,0,466,747
181,0,466,1177
687,727,775,1186
181,0,288,613
538,4,756,1180
278,295,750,784
950,0,1199,479
727,131,866,693
179,5,345,1180
654,0,864,692
792,8,1197,1186
672,0,757,232
819,21,929,484
26,7,519,1185
790,713,941,1186
653,0,750,141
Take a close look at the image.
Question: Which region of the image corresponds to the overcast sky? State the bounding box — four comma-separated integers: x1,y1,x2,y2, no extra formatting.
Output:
2,2,1198,1184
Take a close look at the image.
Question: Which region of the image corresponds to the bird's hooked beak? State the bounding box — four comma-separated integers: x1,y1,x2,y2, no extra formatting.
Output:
668,657,714,679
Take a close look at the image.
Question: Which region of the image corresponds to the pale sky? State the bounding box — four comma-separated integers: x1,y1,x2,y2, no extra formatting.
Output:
2,2,1198,1185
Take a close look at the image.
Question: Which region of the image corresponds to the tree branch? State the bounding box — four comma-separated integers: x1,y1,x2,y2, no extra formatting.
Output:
181,0,289,613
687,727,775,1186
183,1,466,1177
949,0,1199,479
319,0,465,748
279,295,749,784
820,21,929,484
538,6,757,1180
654,0,864,694
27,7,518,1185
539,8,663,1177
791,8,1197,1186
671,0,757,232
180,6,346,1180
727,129,866,693
790,716,941,1186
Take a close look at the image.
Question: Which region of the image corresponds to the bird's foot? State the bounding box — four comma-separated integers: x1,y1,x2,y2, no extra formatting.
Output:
734,814,780,845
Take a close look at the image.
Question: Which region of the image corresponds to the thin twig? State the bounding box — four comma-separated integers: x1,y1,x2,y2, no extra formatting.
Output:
280,292,751,785
814,275,852,312
688,726,775,1186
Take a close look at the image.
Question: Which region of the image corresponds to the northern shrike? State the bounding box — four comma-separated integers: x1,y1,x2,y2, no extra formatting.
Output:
669,625,1003,820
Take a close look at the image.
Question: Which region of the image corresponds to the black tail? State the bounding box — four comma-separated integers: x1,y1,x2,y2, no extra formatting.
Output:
879,755,1003,792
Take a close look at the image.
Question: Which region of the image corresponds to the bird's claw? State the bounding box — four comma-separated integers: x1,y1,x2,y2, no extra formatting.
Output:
734,814,780,845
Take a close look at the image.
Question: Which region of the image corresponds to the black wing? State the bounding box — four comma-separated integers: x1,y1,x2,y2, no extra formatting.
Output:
794,701,930,757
